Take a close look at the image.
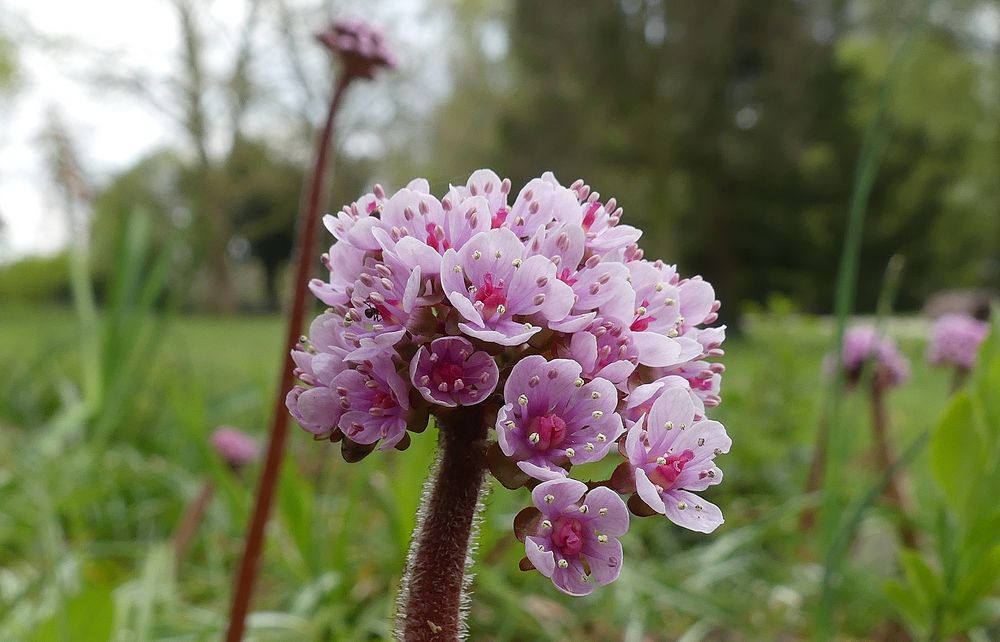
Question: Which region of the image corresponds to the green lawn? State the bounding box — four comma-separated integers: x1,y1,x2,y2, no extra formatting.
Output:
0,306,971,640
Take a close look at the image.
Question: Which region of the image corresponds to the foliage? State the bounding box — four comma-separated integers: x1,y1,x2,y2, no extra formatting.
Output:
884,318,1000,640
419,0,1000,318
6,295,989,639
0,253,71,303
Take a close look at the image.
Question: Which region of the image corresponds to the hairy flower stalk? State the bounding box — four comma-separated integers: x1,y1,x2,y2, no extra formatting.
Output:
395,406,490,641
287,168,731,637
226,20,395,642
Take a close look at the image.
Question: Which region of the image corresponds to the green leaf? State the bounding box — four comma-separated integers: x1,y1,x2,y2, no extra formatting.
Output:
929,393,979,513
884,579,928,631
898,549,942,610
955,543,1000,610
278,455,317,576
31,586,115,642
972,324,1000,453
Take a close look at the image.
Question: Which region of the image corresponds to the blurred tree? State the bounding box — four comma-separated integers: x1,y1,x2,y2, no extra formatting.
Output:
90,150,189,298
427,0,998,315
451,0,859,321
0,33,16,94
223,139,303,311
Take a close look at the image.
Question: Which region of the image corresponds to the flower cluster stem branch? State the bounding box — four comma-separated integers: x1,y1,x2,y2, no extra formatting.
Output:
226,73,350,642
798,411,829,533
398,407,489,641
171,481,215,563
869,379,918,549
950,367,967,395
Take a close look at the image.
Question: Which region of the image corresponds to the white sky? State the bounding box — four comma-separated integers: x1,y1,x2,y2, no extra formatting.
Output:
0,0,448,263
0,0,183,260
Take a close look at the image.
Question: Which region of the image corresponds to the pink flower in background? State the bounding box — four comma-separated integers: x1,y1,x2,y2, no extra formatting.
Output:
288,169,730,595
211,427,259,470
833,326,910,388
316,19,397,80
927,313,988,371
524,478,628,596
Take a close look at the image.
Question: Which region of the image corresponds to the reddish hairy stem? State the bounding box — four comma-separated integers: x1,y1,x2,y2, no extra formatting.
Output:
398,407,489,641
226,74,350,642
172,481,215,562
869,379,918,549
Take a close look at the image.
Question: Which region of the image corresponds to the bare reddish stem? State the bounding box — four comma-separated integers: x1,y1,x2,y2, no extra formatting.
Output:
869,379,918,549
398,406,489,641
950,367,968,395
172,481,215,562
798,410,829,533
226,73,350,642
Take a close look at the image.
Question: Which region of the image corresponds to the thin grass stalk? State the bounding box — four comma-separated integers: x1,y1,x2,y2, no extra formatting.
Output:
226,73,350,642
812,21,923,639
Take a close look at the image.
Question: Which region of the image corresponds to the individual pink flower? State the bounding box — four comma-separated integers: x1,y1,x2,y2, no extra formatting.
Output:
624,388,731,533
337,251,425,354
561,317,638,388
330,356,411,449
496,356,623,480
527,222,633,332
504,176,582,241
651,360,724,408
524,478,629,596
624,375,706,426
605,260,703,368
445,169,511,229
581,199,641,256
441,229,574,345
211,427,259,469
375,186,489,257
409,336,499,407
316,19,397,80
927,313,988,371
321,187,387,252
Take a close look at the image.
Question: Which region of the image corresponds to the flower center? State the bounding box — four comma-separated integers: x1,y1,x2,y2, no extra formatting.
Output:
491,206,508,228
582,201,601,231
630,298,655,332
431,362,465,388
474,273,507,317
557,267,578,287
371,390,395,409
527,413,567,451
650,449,695,488
424,223,450,253
687,375,713,391
551,516,584,557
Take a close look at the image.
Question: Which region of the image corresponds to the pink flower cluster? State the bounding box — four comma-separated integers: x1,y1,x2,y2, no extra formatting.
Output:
831,326,909,388
287,170,730,595
927,313,988,371
316,19,397,80
211,427,259,470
